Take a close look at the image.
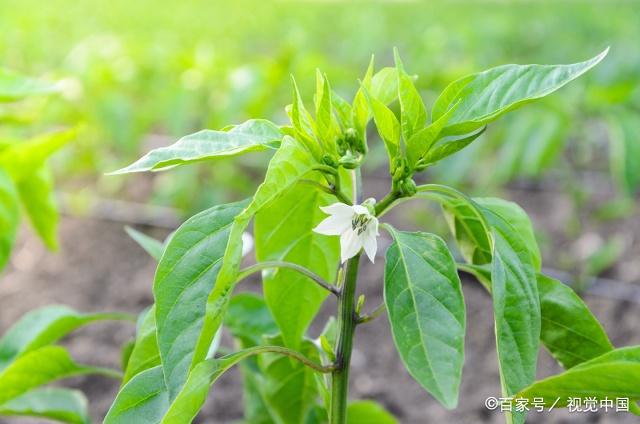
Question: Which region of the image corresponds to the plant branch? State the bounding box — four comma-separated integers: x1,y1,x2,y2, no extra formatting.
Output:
232,345,335,374
237,261,338,296
374,190,401,216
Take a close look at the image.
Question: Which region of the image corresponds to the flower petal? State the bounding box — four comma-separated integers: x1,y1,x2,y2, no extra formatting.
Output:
340,229,362,263
320,203,354,219
351,205,370,216
363,225,378,263
313,215,350,236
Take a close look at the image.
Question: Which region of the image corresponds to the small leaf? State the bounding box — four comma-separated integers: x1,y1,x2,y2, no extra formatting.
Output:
0,168,19,272
110,120,283,174
0,388,90,424
406,101,459,169
104,366,169,424
0,68,58,102
363,87,400,165
314,71,337,152
0,305,130,373
347,400,398,424
384,227,465,409
154,200,248,399
420,126,486,165
432,49,608,136
125,227,165,261
123,307,160,383
394,49,427,142
17,166,58,250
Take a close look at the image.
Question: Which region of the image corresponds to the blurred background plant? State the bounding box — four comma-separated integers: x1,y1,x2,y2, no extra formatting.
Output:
1,0,638,288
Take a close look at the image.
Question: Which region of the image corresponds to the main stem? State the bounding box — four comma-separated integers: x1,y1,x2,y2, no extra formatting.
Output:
330,169,362,424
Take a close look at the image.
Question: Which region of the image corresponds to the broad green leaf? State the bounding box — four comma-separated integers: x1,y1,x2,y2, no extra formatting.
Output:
515,346,640,407
475,198,541,271
394,49,427,142
125,227,165,261
406,101,459,169
384,227,465,409
432,49,608,136
16,166,58,250
363,87,400,165
104,366,169,424
255,184,338,348
420,126,486,165
224,293,278,347
258,337,320,424
0,68,57,101
154,200,248,399
195,136,319,394
608,111,640,195
537,275,613,369
123,307,160,383
0,168,19,271
0,129,75,182
0,346,118,405
0,388,90,424
346,400,397,424
0,305,130,373
110,120,282,174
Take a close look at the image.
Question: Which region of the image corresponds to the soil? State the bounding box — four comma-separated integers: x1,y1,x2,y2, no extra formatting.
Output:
0,182,639,424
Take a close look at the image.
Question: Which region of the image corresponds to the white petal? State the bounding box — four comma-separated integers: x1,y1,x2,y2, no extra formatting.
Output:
362,229,378,263
320,203,354,219
340,229,363,263
351,205,370,216
313,215,350,236
241,232,254,257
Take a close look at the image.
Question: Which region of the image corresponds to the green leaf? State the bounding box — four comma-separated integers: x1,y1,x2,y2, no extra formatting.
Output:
195,136,319,395
104,366,169,424
394,49,427,143
289,77,321,160
346,400,397,424
475,197,541,271
384,227,465,409
224,293,278,347
0,129,75,182
123,307,160,383
314,71,337,152
0,346,118,405
0,388,90,424
420,126,486,165
608,111,640,195
110,120,283,174
255,184,339,348
0,68,57,102
515,346,640,407
16,166,58,250
125,227,165,261
154,200,248,399
363,87,400,165
0,168,19,272
0,305,130,373
258,337,321,424
432,49,608,136
406,101,459,169
537,275,613,369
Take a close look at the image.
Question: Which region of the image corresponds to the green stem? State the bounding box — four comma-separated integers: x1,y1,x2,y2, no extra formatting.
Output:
356,302,386,324
330,254,360,424
237,261,338,296
374,190,401,216
228,345,335,374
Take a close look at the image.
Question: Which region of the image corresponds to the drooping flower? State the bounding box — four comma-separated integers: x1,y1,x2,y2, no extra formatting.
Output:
313,201,379,263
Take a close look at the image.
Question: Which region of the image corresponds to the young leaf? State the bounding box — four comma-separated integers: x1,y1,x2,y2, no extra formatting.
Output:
123,307,160,383
16,166,58,250
420,126,486,165
0,68,58,102
289,77,322,160
432,49,608,136
384,227,465,409
0,346,118,405
255,184,339,348
537,274,613,369
154,200,248,399
194,136,319,392
0,305,130,372
363,87,400,165
109,119,283,174
347,400,398,424
314,71,337,152
104,366,169,424
394,49,427,142
0,168,19,272
125,227,165,261
0,388,90,424
406,101,458,169
515,346,640,407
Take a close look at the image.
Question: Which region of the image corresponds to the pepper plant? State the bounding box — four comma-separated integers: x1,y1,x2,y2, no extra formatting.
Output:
103,48,640,424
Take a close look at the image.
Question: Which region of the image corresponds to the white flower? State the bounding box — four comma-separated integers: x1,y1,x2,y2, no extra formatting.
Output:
313,202,379,263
